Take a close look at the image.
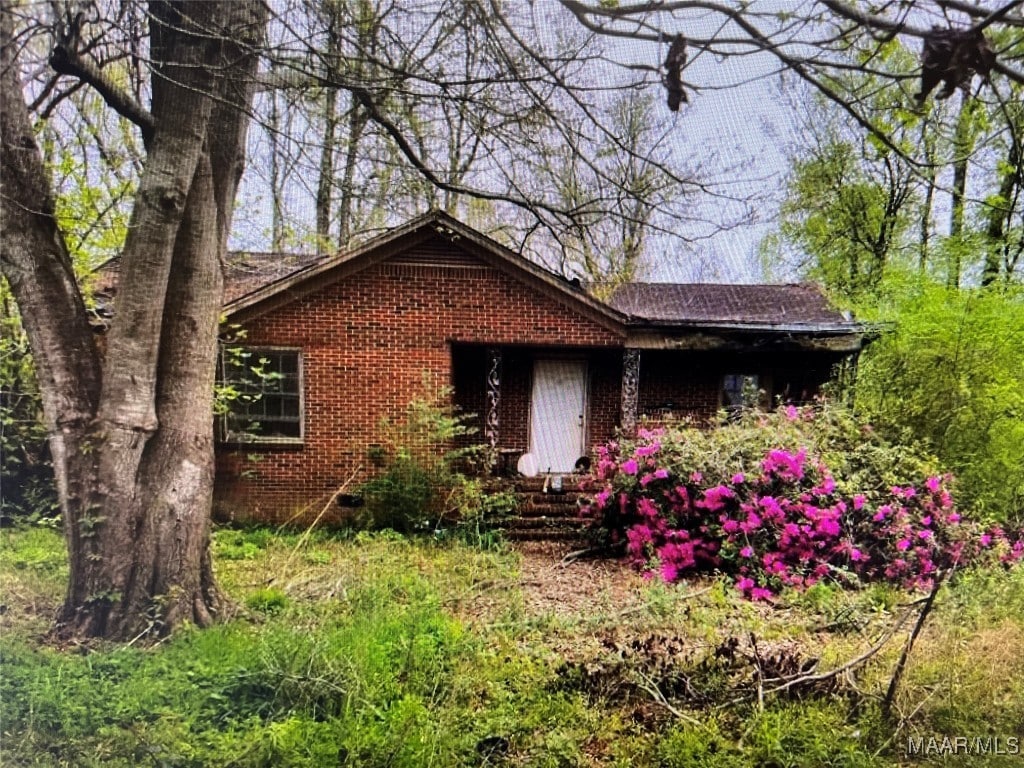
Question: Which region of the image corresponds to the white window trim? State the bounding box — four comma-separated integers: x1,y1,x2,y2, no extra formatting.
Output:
221,346,305,445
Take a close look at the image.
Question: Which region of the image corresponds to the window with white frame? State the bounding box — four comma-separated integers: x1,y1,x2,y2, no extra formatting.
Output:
220,347,303,442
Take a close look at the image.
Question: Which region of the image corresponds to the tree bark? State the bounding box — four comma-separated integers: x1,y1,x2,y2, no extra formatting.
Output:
1,2,103,631
316,89,339,253
1,0,266,641
947,93,975,290
981,136,1020,287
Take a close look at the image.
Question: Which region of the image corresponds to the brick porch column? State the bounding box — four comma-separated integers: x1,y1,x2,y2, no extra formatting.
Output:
621,348,640,435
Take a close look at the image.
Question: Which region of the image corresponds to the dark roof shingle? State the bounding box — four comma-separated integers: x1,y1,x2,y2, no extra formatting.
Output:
606,283,849,328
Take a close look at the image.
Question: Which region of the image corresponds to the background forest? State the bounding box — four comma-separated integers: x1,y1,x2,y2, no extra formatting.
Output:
1,1,1023,764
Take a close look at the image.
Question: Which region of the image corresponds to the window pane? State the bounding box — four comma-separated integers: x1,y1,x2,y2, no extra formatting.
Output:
723,374,758,409
220,348,302,441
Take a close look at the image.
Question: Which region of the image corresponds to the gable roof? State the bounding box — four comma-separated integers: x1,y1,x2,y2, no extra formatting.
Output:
607,282,855,332
94,210,864,341
222,210,627,333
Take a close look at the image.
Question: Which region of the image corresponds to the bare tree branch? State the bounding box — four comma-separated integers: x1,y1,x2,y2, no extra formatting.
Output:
49,10,155,142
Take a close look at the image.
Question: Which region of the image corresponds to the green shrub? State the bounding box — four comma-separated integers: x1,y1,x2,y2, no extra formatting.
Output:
360,380,493,535
636,403,942,502
585,404,1022,597
856,281,1024,520
245,588,289,614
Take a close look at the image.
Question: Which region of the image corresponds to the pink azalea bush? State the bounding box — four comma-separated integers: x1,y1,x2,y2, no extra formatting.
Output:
582,407,1023,600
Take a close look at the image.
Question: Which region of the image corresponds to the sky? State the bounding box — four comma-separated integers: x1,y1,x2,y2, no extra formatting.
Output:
231,1,810,285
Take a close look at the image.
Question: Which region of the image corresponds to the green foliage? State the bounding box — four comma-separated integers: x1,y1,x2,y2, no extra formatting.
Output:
440,478,518,549
0,283,58,522
771,138,916,299
638,402,941,502
857,280,1024,519
244,588,289,614
3,526,1024,766
359,379,511,537
39,93,136,277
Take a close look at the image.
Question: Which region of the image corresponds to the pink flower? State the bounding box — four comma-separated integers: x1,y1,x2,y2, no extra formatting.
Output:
731,473,746,485
637,498,659,520
762,448,807,482
758,496,784,522
853,495,866,511
925,476,942,494
897,539,911,551
736,577,755,593
635,442,661,457
817,518,840,537
697,485,735,512
653,468,669,480
739,511,762,534
621,459,639,475
740,546,754,558
784,405,800,421
814,476,836,495
751,587,775,601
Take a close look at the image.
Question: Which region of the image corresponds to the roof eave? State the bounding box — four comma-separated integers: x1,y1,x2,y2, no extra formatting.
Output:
222,210,630,335
626,318,869,335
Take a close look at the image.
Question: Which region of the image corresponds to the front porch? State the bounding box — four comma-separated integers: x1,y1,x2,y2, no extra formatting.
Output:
451,344,622,475
451,342,853,480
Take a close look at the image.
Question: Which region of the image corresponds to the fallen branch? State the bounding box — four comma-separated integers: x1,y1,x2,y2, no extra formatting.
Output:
716,602,919,708
882,569,948,720
270,467,362,584
559,540,626,565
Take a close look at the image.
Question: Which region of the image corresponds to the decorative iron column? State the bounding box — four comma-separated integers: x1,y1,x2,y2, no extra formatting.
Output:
621,348,640,435
485,347,502,470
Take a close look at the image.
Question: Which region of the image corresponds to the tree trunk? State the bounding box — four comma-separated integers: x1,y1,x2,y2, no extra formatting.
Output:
981,138,1020,287
918,117,937,274
316,88,339,253
337,102,367,247
1,1,266,641
948,93,975,290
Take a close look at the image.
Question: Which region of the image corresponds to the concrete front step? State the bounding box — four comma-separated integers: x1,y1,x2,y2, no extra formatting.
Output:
524,495,581,507
496,473,595,542
518,502,584,518
505,528,587,542
513,474,587,492
507,514,589,529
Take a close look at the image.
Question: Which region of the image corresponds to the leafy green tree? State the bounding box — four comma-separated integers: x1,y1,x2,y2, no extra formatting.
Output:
773,139,917,299
857,279,1024,519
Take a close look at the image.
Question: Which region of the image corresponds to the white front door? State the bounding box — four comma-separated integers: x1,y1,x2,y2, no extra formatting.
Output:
530,359,586,473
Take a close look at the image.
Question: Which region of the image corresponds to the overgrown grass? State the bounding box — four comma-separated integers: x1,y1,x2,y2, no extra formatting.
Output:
2,524,1023,766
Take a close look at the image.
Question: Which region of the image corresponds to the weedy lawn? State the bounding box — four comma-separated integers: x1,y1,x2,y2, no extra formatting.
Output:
1,525,1022,766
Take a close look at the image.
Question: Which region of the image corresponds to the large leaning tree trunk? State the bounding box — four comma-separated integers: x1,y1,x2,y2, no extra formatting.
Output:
1,1,267,641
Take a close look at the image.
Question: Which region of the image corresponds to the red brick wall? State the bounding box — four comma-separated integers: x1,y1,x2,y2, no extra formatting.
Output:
215,242,625,524
636,350,841,427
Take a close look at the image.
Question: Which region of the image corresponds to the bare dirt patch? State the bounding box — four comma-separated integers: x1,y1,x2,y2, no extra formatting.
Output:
514,541,650,619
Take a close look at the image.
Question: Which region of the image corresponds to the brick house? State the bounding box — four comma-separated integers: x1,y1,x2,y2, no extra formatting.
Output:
209,211,866,524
